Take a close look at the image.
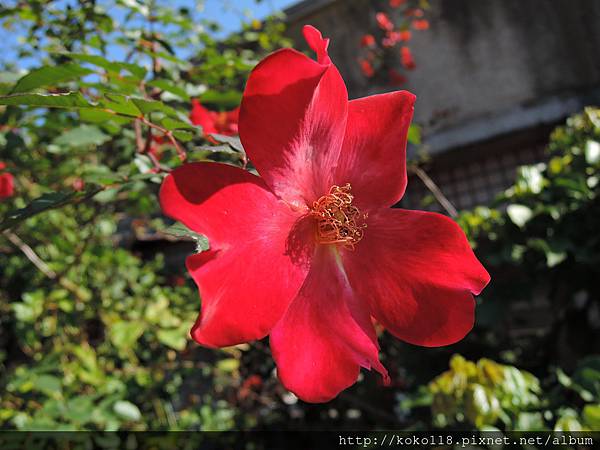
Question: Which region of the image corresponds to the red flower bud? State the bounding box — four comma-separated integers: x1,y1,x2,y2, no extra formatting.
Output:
375,12,394,31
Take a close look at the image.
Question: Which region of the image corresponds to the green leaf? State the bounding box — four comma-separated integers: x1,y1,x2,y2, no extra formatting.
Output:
64,397,95,423
101,94,142,117
109,321,146,350
157,326,188,351
11,64,94,94
79,108,132,125
172,130,194,142
200,90,242,108
53,125,110,148
0,92,93,109
216,358,240,373
113,401,141,422
130,97,180,119
507,204,533,228
209,134,245,154
35,375,62,397
408,124,422,145
583,404,600,429
147,79,190,100
163,222,209,251
585,140,600,164
159,117,196,131
0,187,102,231
195,144,238,155
65,53,147,79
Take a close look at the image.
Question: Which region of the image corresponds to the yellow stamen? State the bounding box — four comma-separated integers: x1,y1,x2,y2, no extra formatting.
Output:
310,183,367,250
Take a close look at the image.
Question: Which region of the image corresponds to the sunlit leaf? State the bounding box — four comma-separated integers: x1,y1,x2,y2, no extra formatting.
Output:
65,53,147,79
147,79,190,100
0,92,93,109
507,204,533,228
113,401,141,422
11,64,94,94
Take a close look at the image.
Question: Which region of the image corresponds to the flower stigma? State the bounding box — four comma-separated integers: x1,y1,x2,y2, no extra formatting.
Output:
310,183,367,250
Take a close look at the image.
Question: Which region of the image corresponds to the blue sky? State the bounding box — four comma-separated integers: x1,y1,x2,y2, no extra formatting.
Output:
0,0,300,70
203,0,299,35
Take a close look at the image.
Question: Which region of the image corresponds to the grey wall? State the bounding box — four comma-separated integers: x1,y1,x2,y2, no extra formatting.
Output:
286,0,600,153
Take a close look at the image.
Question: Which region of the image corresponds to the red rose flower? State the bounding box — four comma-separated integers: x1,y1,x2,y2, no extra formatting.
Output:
190,99,240,137
360,34,376,48
375,12,394,31
412,19,430,30
389,0,406,7
0,162,14,199
401,46,416,70
382,30,411,47
359,58,375,77
160,25,489,403
400,30,412,41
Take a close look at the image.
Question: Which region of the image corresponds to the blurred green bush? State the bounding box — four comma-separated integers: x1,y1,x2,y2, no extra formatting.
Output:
0,0,599,432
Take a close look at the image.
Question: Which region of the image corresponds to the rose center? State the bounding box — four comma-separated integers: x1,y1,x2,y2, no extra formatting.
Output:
310,183,367,250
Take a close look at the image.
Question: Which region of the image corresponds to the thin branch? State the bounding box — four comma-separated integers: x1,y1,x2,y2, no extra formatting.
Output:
409,165,458,217
137,115,186,161
134,118,145,152
4,231,89,301
3,231,57,278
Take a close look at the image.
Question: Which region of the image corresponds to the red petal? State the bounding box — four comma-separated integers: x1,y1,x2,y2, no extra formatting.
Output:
336,91,415,210
239,43,348,206
270,247,388,403
302,25,331,64
160,162,313,347
0,172,14,199
342,209,490,347
190,99,217,135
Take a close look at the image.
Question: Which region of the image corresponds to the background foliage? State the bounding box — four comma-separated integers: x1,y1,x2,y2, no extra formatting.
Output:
0,0,598,437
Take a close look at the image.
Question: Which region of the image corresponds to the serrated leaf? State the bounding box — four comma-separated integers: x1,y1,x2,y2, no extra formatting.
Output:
130,97,180,119
11,64,94,94
101,93,142,117
195,144,238,154
210,134,245,153
0,92,93,109
163,222,209,250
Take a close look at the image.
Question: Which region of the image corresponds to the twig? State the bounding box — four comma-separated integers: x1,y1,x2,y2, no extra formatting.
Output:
3,231,90,301
409,165,458,217
3,231,56,278
134,119,145,152
137,116,187,161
